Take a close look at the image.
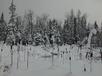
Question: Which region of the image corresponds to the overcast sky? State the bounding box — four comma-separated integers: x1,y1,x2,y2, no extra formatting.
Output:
0,0,102,26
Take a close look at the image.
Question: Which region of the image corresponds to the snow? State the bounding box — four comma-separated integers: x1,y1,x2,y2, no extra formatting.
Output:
0,44,102,76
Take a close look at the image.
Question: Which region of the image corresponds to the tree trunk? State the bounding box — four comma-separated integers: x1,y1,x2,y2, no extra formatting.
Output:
17,51,20,69
27,51,29,69
17,44,20,69
10,45,13,67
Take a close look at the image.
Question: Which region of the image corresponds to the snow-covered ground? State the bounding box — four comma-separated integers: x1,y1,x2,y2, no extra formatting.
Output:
0,44,102,76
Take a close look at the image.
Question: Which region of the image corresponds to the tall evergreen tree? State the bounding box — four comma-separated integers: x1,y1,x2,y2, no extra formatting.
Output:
8,0,17,67
8,0,16,33
0,12,7,42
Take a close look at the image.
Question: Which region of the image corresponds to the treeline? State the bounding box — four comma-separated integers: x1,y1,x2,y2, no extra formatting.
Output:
0,1,101,47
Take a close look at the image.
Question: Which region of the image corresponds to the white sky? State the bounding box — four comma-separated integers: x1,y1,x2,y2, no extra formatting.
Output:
0,0,102,26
